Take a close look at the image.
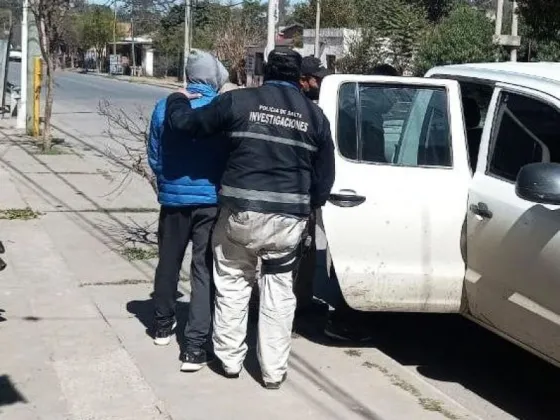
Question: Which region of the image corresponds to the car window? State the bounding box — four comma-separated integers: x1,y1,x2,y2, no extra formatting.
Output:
488,92,560,182
459,81,494,127
336,83,452,167
458,81,494,171
337,83,358,159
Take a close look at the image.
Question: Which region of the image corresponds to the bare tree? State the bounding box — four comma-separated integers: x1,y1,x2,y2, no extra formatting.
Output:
213,12,265,85
29,0,75,150
98,99,157,194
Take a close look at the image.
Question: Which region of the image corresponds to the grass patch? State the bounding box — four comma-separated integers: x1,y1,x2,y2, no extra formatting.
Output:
33,145,68,155
388,374,421,397
121,246,158,261
344,349,362,357
102,207,159,213
419,398,460,420
361,359,461,419
0,207,41,220
80,279,152,287
362,361,388,374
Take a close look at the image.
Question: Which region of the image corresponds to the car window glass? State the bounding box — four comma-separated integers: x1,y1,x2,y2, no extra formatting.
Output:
337,83,358,159
489,92,560,182
336,83,452,167
459,82,494,126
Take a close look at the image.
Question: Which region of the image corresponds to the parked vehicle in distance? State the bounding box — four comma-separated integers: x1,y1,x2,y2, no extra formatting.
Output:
319,62,560,367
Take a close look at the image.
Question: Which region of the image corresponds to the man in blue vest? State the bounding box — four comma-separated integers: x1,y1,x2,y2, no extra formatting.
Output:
148,50,229,372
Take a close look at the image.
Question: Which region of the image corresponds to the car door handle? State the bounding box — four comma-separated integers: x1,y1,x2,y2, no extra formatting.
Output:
469,202,493,219
328,190,366,207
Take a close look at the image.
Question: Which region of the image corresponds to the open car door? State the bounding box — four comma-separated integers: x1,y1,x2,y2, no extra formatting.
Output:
319,75,470,313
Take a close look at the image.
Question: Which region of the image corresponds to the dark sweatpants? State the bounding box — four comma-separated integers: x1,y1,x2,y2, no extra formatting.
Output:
153,205,217,351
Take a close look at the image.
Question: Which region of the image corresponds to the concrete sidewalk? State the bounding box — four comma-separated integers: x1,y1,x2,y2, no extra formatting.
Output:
0,119,479,420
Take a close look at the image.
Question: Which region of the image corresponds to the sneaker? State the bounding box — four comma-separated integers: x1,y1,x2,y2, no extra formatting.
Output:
153,320,177,346
180,349,214,372
220,364,241,379
323,317,372,342
264,373,287,390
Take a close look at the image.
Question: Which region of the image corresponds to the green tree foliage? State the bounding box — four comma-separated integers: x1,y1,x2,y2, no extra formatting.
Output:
120,0,169,35
517,16,560,62
291,0,357,28
533,39,560,61
356,0,427,73
332,0,426,74
337,29,385,73
152,3,184,77
405,0,453,23
415,4,495,75
80,5,119,71
291,0,452,29
517,0,560,39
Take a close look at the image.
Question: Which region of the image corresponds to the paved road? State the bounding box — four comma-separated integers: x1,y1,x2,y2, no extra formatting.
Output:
52,71,169,114
7,62,168,137
8,66,560,419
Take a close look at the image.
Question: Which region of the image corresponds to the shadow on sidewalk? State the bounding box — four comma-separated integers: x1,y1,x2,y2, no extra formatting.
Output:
126,294,265,384
0,375,27,406
295,310,560,420
126,293,189,354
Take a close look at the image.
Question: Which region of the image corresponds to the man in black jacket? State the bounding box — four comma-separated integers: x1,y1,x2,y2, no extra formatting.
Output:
165,47,335,389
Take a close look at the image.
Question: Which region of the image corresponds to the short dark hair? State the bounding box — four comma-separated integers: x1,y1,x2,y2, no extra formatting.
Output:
371,64,400,76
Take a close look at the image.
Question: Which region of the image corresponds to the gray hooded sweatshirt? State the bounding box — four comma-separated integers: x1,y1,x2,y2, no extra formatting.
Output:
186,49,229,91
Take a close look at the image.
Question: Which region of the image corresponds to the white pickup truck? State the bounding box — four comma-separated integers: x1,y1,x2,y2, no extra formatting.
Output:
319,62,560,367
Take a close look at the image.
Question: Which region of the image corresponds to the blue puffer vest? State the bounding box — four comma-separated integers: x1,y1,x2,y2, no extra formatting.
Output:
148,84,229,206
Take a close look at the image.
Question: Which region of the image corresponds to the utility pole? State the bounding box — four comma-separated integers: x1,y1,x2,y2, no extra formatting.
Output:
17,0,29,129
130,17,136,74
183,0,191,86
314,0,321,58
25,3,41,136
510,0,519,62
112,0,117,56
494,0,521,62
265,0,277,61
494,0,504,41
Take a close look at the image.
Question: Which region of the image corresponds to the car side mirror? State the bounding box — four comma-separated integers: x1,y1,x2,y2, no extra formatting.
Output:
516,163,560,205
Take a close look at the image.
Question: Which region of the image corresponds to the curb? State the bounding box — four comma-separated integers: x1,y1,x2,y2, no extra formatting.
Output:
78,71,180,90
369,348,484,420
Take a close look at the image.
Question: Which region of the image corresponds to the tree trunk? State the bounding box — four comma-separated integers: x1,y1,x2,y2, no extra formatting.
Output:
42,58,55,151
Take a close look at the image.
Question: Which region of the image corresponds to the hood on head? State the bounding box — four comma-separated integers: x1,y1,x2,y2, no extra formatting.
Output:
186,49,229,91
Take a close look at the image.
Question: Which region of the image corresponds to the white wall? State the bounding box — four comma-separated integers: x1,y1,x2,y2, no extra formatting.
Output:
143,48,154,77
301,28,357,67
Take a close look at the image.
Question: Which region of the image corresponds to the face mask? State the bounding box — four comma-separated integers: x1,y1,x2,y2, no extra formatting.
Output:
305,86,320,101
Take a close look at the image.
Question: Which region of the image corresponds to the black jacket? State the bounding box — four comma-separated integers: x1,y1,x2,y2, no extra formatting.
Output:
166,81,335,216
